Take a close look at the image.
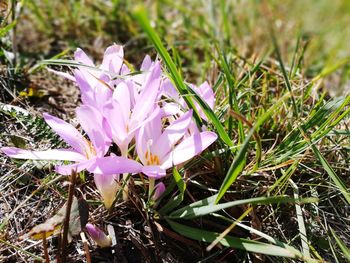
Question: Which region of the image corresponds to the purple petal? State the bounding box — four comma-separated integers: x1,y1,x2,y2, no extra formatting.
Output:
142,165,166,179
93,79,113,110
102,101,129,151
131,62,161,124
1,147,85,161
43,113,87,155
153,182,166,200
129,105,162,134
153,110,193,161
86,224,111,247
74,69,95,106
100,44,124,75
161,131,217,169
88,156,142,175
161,79,179,100
160,102,182,117
140,55,153,71
47,68,75,82
55,159,95,175
76,105,110,157
135,123,148,165
112,82,131,124
74,48,94,66
197,81,215,110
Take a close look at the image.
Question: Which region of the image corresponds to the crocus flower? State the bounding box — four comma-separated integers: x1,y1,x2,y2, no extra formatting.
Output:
85,223,111,248
136,109,218,179
49,44,129,111
1,106,141,176
72,45,127,111
102,62,162,155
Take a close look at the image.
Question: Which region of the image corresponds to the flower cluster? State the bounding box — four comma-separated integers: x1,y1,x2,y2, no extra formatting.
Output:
1,44,217,208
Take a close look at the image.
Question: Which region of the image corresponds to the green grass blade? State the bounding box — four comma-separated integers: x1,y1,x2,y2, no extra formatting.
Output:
158,167,186,215
133,5,233,147
185,84,233,147
215,92,292,203
166,220,318,261
133,6,201,122
301,129,350,205
172,166,186,193
330,228,350,261
168,195,317,219
271,29,298,116
289,179,310,257
0,21,17,38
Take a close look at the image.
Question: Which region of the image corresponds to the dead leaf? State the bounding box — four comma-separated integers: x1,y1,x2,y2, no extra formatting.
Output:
23,197,89,242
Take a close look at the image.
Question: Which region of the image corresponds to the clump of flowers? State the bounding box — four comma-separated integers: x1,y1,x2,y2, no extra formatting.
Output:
1,44,217,208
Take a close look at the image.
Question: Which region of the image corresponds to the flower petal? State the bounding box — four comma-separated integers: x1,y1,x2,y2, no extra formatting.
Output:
112,81,131,124
161,79,179,100
100,44,124,76
197,81,215,110
43,113,87,155
86,224,111,248
76,105,110,157
88,156,142,175
153,110,193,161
140,55,153,71
161,131,217,169
74,48,95,66
47,68,76,82
103,101,129,151
131,62,161,125
153,182,166,200
74,69,95,106
135,123,148,165
1,147,85,161
94,173,119,209
55,159,95,175
142,165,166,179
160,102,182,117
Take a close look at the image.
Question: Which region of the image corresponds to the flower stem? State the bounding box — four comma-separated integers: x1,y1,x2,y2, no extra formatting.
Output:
148,178,155,200
121,146,129,201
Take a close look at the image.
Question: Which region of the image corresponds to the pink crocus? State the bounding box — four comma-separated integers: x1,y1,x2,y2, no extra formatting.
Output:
85,223,111,248
72,45,128,111
136,109,218,179
1,106,141,176
102,62,162,155
49,44,129,111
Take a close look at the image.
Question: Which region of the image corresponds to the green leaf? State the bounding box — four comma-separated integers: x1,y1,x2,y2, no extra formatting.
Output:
169,195,317,219
167,220,318,262
158,167,186,215
173,166,186,193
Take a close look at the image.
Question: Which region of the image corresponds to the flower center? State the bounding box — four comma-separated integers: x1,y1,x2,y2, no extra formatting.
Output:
144,150,160,165
84,139,96,159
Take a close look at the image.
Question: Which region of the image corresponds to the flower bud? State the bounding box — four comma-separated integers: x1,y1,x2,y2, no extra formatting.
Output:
86,223,111,248
94,173,119,209
153,182,166,200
